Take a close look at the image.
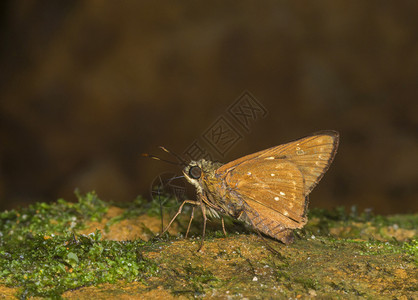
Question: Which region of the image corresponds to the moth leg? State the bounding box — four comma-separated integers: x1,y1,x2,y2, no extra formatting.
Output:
221,217,227,237
162,200,199,235
185,206,195,238
197,202,207,252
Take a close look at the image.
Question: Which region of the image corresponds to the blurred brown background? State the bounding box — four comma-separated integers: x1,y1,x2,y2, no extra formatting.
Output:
0,1,417,214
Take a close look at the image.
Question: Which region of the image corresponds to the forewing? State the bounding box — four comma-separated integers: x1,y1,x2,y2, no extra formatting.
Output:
218,131,339,195
224,160,307,229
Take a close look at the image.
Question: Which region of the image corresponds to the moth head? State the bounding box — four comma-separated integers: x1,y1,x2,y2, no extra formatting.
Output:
183,159,220,194
183,160,204,193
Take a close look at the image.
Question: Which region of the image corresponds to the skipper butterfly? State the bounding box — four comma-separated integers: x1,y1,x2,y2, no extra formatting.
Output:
149,131,339,247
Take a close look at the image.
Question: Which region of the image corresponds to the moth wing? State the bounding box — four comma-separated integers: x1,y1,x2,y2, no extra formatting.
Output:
217,131,339,196
214,131,339,239
223,160,307,230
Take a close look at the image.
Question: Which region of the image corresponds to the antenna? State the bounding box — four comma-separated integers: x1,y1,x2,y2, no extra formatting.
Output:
141,153,180,165
141,146,188,166
158,146,188,166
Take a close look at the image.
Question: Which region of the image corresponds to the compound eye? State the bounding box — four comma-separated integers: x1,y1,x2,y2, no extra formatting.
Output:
189,166,202,179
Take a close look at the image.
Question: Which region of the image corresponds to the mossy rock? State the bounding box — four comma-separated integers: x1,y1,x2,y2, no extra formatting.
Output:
0,192,416,299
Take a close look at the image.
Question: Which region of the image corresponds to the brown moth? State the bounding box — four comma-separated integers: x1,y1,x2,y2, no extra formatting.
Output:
161,131,339,246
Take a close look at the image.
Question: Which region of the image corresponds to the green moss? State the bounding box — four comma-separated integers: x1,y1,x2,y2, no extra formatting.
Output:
302,206,417,242
356,238,418,264
0,193,416,298
294,277,321,290
181,263,220,295
0,229,158,298
106,193,179,228
308,206,417,230
0,192,158,298
0,191,108,240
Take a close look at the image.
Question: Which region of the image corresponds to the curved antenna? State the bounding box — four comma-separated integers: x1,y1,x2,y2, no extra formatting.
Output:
141,153,180,165
142,146,188,166
158,146,188,166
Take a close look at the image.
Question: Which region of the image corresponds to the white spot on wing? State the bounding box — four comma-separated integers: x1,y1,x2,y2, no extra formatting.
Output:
247,172,252,176
296,149,305,155
280,191,286,196
274,196,279,201
271,173,275,177
265,156,275,160
283,211,289,216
